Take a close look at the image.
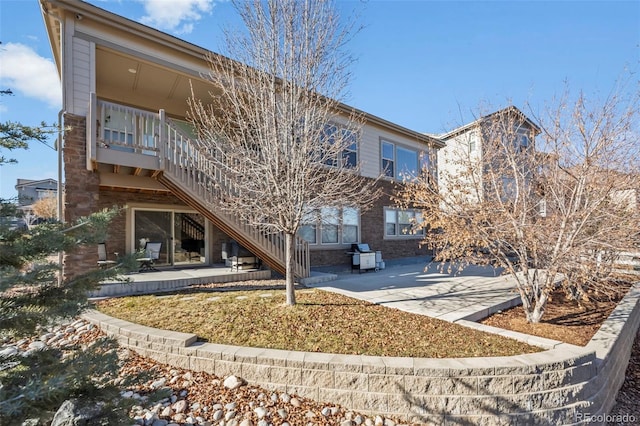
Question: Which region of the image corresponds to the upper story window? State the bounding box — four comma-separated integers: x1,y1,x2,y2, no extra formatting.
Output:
342,129,358,168
321,124,357,168
382,141,395,178
384,207,424,238
36,189,56,200
538,199,547,217
519,134,530,152
298,207,360,245
382,139,432,181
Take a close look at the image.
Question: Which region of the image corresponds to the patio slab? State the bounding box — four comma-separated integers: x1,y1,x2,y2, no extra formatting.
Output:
89,266,272,298
307,260,522,323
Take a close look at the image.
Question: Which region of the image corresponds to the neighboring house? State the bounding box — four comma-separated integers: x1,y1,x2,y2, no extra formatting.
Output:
14,178,61,224
15,178,58,207
437,106,542,205
40,0,443,278
614,188,640,211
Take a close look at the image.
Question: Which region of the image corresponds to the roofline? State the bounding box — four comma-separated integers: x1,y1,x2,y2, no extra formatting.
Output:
336,103,444,148
40,0,443,149
440,106,542,140
15,178,59,190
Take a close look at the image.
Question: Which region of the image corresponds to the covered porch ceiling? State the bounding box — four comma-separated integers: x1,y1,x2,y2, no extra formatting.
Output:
96,46,217,119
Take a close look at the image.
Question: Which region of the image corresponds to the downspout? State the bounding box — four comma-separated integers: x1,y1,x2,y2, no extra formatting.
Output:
57,108,65,223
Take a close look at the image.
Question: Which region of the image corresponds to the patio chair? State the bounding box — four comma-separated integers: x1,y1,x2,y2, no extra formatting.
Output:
97,243,117,268
138,242,162,272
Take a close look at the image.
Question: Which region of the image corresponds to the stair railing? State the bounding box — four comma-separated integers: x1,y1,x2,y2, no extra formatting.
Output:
160,113,310,278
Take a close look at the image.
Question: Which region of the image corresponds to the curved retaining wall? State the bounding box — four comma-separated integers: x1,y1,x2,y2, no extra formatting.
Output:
83,283,640,425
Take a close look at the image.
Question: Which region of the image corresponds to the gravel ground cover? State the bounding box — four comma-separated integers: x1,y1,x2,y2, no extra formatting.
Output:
1,320,414,426
4,277,638,425
4,316,640,425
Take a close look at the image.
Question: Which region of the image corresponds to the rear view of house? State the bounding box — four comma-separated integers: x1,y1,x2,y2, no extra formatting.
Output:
40,0,442,278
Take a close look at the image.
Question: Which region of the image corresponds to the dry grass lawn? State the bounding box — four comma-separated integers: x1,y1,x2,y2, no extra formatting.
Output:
96,286,541,358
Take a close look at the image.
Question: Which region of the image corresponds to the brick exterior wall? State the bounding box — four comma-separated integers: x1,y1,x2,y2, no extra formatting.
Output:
63,113,100,278
64,115,427,274
309,180,430,267
98,189,230,263
63,114,231,277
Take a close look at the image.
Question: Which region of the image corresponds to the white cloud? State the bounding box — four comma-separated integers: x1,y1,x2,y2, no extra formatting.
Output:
139,0,215,34
0,43,61,109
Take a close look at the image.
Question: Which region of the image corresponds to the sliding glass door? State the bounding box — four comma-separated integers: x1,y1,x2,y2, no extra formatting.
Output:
174,212,205,265
134,209,206,267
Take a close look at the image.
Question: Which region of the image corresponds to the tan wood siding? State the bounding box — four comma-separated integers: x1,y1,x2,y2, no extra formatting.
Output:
71,36,91,115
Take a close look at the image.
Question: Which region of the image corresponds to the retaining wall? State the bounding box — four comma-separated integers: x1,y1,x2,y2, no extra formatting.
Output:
83,283,640,425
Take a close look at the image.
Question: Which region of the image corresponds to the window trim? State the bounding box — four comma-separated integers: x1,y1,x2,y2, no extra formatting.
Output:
380,138,432,182
381,140,395,178
383,207,425,239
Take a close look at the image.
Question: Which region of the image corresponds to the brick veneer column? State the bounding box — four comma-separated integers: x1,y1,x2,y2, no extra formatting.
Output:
63,113,100,279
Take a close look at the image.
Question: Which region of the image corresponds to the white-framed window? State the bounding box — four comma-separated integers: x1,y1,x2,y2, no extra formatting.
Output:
381,140,395,178
321,207,339,244
321,124,358,168
384,207,424,238
381,139,431,181
341,129,358,168
298,210,318,244
538,199,547,217
298,207,360,245
518,134,531,153
342,207,359,244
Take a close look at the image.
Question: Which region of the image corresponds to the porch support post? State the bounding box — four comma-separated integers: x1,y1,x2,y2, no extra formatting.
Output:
86,92,97,171
159,109,166,170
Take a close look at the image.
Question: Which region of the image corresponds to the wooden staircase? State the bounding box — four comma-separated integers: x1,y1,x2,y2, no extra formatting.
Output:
156,117,310,278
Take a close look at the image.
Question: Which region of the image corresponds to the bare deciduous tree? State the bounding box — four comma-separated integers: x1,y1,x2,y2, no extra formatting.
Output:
399,86,640,323
31,193,58,221
189,0,380,305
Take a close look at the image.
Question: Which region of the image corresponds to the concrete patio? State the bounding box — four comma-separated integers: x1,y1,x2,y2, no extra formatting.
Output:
308,257,523,323
91,257,525,326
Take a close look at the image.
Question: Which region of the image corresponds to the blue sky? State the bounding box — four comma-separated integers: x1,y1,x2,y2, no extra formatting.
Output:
0,0,638,199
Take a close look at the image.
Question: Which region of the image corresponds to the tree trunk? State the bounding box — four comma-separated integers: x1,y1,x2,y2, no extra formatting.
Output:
528,291,548,323
284,232,296,306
